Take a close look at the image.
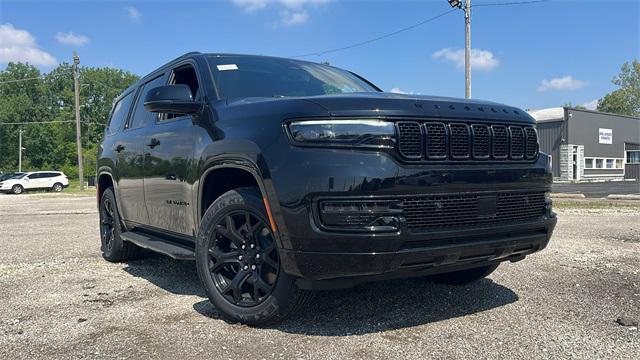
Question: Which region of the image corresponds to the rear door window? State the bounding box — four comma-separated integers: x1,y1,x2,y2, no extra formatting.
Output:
107,91,135,136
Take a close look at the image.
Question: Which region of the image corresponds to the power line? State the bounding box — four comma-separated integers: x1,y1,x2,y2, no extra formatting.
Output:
291,8,457,58
473,0,551,7
0,76,45,85
0,120,99,126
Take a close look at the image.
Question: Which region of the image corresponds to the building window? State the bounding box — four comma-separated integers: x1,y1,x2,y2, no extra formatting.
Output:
615,159,624,168
606,159,614,168
595,159,604,168
585,158,594,169
627,150,640,164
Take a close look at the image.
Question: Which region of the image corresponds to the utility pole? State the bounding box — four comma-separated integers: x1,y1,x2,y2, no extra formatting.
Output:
464,0,471,99
18,129,23,172
73,51,84,190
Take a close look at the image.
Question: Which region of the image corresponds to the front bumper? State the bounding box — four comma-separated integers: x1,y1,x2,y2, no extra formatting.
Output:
280,214,556,289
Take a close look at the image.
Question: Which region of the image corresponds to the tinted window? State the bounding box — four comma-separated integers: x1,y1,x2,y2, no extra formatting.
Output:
207,56,378,99
128,75,166,129
29,173,42,179
160,66,200,122
107,92,134,135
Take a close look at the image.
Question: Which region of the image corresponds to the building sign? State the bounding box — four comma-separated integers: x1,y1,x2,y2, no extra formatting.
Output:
599,128,612,144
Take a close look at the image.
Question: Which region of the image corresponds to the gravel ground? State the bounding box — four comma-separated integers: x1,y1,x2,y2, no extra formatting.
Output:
0,193,638,359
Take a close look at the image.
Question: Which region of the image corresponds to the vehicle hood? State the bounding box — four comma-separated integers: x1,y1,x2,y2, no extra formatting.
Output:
297,92,534,123
223,92,535,124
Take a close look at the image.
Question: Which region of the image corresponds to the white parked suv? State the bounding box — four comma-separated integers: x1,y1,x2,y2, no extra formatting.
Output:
0,171,69,194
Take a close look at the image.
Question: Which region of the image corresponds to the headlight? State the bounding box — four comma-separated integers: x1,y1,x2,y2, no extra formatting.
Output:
287,120,396,148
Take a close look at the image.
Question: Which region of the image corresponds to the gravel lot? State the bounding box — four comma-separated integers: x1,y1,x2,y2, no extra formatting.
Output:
0,194,638,359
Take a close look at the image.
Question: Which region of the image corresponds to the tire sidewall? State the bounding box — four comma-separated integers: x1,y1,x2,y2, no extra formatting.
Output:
196,188,297,325
99,188,124,260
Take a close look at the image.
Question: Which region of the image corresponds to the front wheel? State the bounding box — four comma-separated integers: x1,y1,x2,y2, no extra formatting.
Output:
196,187,311,326
11,184,24,195
99,187,140,262
426,264,500,285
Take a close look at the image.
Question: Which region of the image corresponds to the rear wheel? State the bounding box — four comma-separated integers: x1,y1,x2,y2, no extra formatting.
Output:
426,264,500,285
11,184,23,195
196,187,311,326
99,187,140,262
52,182,63,192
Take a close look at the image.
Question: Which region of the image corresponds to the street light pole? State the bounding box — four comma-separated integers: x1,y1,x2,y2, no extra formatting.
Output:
464,0,471,99
73,51,84,190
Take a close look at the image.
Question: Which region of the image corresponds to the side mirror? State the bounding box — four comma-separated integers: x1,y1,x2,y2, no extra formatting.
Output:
144,85,203,115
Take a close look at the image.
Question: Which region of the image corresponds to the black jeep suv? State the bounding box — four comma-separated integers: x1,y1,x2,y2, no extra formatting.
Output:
97,52,556,325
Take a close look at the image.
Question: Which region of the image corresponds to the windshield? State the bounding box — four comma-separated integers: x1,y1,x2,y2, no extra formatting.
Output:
207,56,379,99
10,173,26,179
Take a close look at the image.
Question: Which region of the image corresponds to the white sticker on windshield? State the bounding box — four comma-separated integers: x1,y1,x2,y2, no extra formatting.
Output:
217,64,238,71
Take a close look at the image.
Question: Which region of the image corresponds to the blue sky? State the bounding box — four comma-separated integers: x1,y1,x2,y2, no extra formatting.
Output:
1,0,638,110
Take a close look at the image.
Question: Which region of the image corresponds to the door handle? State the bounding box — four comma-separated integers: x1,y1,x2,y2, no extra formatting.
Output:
146,138,160,148
114,144,125,153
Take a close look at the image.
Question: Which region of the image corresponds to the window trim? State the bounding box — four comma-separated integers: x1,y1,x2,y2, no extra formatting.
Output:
584,157,625,170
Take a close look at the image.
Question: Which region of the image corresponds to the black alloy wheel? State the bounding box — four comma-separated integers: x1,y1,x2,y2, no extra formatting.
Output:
100,196,116,253
208,210,280,307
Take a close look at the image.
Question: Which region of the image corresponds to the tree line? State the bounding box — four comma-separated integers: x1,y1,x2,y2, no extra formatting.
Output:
0,62,138,177
0,59,637,177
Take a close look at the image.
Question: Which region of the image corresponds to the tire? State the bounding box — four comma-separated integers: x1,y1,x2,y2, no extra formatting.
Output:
196,187,312,326
52,182,63,192
11,184,23,195
427,264,500,285
99,187,140,262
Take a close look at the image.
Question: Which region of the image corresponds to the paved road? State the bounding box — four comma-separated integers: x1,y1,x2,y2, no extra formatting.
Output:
553,181,640,198
0,194,638,359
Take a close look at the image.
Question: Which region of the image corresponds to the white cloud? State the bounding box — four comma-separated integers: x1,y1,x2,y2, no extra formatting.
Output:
232,0,269,11
281,10,309,26
432,47,499,71
537,76,586,92
390,87,408,94
0,23,57,66
231,0,330,25
125,6,142,23
582,98,599,110
55,31,90,46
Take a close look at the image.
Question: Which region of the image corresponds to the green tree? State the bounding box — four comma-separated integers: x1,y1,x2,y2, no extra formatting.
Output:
597,60,640,117
0,62,138,174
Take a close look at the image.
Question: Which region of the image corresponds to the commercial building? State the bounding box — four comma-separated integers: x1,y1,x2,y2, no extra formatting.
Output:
528,107,640,181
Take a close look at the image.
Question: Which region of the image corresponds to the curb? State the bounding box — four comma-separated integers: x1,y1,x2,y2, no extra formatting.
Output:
551,193,586,199
606,194,640,201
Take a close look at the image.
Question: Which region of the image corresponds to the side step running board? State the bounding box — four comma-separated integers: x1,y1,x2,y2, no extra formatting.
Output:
120,231,195,260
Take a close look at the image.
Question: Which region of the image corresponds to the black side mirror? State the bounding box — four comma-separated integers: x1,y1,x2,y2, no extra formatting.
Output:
144,85,203,114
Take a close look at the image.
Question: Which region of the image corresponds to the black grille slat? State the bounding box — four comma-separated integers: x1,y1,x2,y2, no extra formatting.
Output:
471,124,491,159
403,192,546,232
424,123,447,159
397,122,423,158
449,124,471,159
492,125,509,159
509,126,525,159
525,127,539,159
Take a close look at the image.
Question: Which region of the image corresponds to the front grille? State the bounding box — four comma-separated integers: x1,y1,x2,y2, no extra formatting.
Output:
449,124,471,159
509,126,525,159
395,121,538,162
402,191,546,232
424,123,447,159
525,127,539,159
397,122,422,159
